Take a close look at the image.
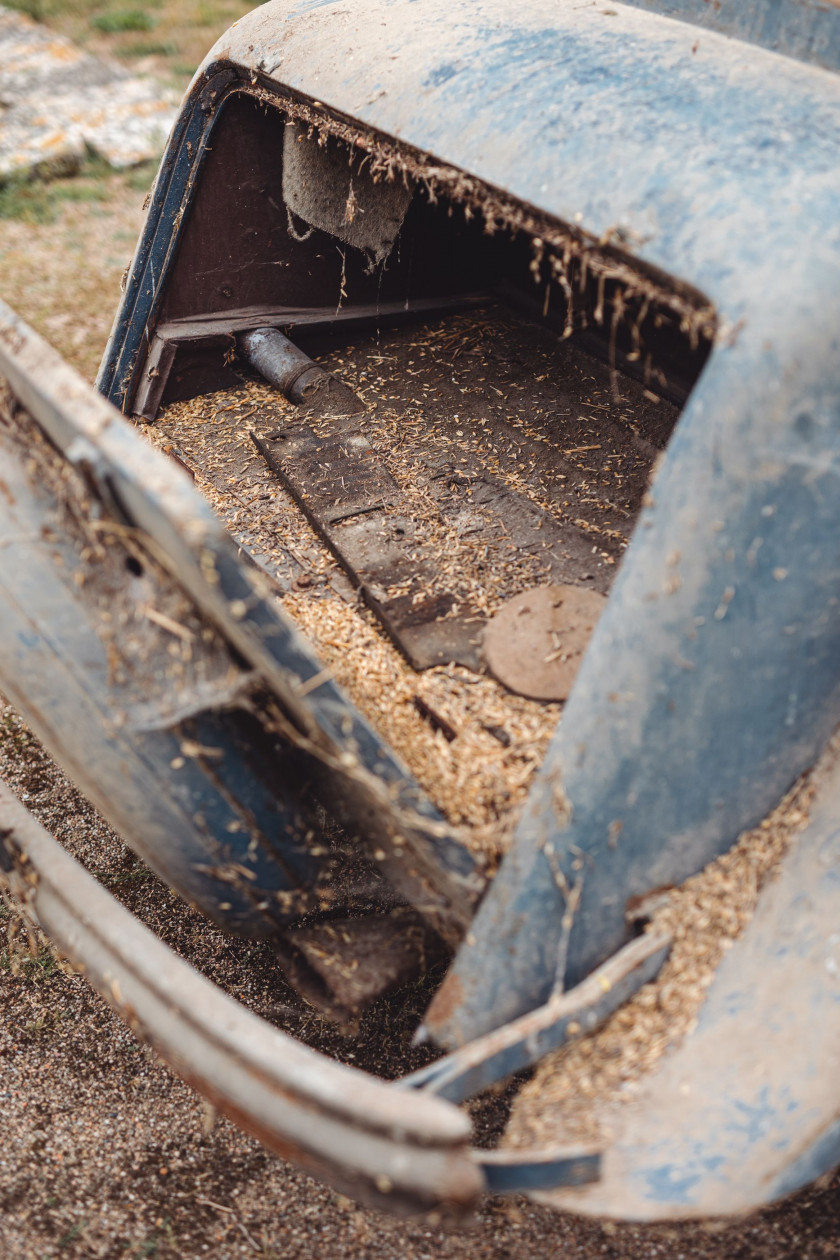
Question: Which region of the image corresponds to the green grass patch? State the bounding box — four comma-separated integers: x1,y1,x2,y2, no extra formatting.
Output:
124,160,157,191
0,942,63,979
57,1219,88,1249
125,1217,173,1258
97,867,155,887
194,0,236,26
4,0,163,17
90,7,155,32
124,39,177,56
3,0,99,20
3,0,46,18
0,154,112,225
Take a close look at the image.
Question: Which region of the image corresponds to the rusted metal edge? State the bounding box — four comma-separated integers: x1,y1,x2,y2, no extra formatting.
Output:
0,783,602,1206
0,782,481,1217
156,294,490,342
401,930,672,1103
0,297,484,952
251,427,485,671
475,1147,600,1193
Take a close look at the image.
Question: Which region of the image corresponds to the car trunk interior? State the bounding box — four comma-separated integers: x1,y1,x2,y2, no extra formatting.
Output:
129,87,717,1018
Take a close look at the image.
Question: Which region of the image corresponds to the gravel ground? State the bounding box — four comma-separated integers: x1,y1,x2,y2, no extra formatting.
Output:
3,705,840,1259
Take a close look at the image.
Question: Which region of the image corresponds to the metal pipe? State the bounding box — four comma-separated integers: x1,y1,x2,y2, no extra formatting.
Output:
239,327,329,403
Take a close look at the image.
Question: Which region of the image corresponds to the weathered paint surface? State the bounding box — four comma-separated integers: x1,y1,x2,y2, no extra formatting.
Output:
93,0,840,1217
535,741,840,1218
623,0,840,75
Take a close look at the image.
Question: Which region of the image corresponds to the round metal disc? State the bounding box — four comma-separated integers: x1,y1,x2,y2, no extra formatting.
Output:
483,584,606,701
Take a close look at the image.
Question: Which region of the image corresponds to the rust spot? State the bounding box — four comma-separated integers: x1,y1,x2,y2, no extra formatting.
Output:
424,971,464,1030
625,884,675,924
483,583,606,701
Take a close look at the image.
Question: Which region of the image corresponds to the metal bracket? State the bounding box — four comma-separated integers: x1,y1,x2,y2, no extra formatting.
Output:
402,930,672,1103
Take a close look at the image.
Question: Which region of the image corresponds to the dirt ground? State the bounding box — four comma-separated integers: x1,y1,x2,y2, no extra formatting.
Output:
3,697,840,1260
3,7,840,1258
3,193,840,1260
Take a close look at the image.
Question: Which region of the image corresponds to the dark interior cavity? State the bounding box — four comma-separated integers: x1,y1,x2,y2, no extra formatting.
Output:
135,91,714,423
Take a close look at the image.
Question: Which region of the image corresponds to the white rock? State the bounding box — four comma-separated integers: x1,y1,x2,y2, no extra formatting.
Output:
0,6,178,178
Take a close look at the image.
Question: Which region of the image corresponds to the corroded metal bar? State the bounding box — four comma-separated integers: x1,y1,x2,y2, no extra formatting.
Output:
0,783,482,1218
239,327,363,414
403,931,672,1103
240,327,328,403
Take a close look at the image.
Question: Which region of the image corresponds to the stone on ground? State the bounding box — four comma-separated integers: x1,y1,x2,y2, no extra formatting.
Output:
0,6,178,177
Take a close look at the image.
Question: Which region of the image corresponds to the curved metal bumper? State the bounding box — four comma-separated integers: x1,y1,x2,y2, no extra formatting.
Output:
0,783,480,1216
0,784,602,1215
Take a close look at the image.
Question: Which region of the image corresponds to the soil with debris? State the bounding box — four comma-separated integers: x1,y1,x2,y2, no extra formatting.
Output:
3,700,840,1259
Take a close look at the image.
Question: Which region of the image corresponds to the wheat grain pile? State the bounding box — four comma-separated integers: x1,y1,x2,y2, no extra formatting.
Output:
506,752,823,1148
